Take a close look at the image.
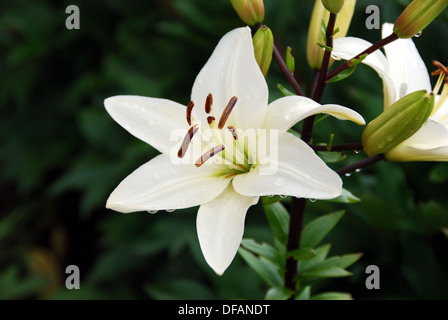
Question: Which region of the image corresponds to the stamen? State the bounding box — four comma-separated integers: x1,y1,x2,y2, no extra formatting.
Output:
432,60,448,76
218,96,238,129
186,101,194,126
207,116,215,125
205,93,213,114
195,145,225,167
177,124,199,158
227,126,238,140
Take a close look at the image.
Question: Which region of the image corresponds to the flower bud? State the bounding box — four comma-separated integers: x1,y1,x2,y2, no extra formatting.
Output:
362,90,435,156
322,0,345,14
394,0,448,39
307,0,356,69
230,0,265,26
252,25,273,76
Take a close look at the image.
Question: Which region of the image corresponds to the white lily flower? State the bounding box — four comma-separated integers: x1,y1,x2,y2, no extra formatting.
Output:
105,27,365,275
333,23,448,161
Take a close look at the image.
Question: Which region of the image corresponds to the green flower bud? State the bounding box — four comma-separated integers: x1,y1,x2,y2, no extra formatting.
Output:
322,0,345,14
394,0,448,39
230,0,265,26
252,25,273,76
362,90,435,156
307,0,356,69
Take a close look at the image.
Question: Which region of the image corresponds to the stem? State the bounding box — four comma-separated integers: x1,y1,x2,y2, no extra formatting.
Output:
273,43,305,96
309,142,363,152
327,33,399,81
283,13,338,298
284,197,306,295
336,154,385,175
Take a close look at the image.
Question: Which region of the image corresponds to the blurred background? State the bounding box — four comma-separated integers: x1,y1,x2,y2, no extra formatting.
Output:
1,0,447,300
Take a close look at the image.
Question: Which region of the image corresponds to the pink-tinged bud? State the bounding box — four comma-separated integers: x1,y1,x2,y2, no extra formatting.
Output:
230,0,265,26
394,0,448,39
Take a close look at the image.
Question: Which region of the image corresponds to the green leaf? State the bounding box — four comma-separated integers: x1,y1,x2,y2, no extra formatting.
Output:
327,65,356,83
429,163,448,183
261,195,287,206
287,247,317,261
298,244,331,272
295,286,311,300
301,211,345,248
277,83,295,96
240,239,283,266
238,247,283,288
300,266,352,279
263,202,290,243
265,287,293,300
316,253,363,269
311,292,353,300
326,188,361,204
317,151,347,163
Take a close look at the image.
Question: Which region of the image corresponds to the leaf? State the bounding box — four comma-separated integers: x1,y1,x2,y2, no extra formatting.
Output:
287,247,317,261
317,151,347,163
263,202,290,244
295,286,311,300
300,266,352,279
326,188,361,204
145,278,215,300
265,287,293,300
238,247,283,288
327,65,356,83
316,253,363,269
301,210,345,248
311,292,353,300
240,239,283,266
277,83,295,96
429,163,448,183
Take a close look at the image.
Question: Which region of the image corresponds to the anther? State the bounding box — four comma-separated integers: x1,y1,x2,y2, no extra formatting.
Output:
432,60,448,76
186,101,194,126
177,124,199,158
227,126,238,140
205,93,213,114
195,145,225,167
207,116,215,125
218,96,238,129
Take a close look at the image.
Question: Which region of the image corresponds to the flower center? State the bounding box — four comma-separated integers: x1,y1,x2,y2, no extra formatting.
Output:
431,60,448,119
177,93,252,176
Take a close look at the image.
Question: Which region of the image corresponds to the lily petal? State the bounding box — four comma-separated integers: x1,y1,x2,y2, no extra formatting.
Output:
196,185,259,275
387,119,448,161
106,154,230,212
332,36,397,107
105,96,189,155
381,23,431,101
262,95,365,131
233,131,342,199
191,27,268,131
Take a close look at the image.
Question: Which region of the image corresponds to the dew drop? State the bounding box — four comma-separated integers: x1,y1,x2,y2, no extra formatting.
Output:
386,136,394,142
331,53,341,61
147,210,158,214
355,168,362,173
354,150,361,154
280,195,287,199
166,209,175,213
345,173,352,177
309,198,317,203
414,31,422,38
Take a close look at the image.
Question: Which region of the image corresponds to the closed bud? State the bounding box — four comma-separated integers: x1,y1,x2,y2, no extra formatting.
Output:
230,0,265,26
307,0,356,69
362,90,435,156
252,25,273,76
394,0,448,39
322,0,345,14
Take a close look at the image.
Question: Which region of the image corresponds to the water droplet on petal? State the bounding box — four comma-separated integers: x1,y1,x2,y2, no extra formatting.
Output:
147,210,158,214
414,31,422,38
280,195,287,199
166,209,175,213
309,198,317,203
275,177,285,187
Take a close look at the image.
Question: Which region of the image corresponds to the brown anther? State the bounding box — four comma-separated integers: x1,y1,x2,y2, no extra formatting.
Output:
218,96,238,129
207,116,215,125
177,124,199,158
186,101,194,126
227,126,238,140
195,145,225,167
432,60,448,76
205,93,213,114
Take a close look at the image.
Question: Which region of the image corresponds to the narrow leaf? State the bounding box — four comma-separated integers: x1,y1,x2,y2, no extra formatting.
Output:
311,292,353,300
238,247,283,288
301,210,345,248
263,202,290,243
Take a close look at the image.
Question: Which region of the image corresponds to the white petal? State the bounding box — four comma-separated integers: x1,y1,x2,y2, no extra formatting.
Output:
432,95,448,124
196,185,259,275
381,23,431,100
191,27,268,130
263,95,365,131
105,96,189,155
233,131,342,199
387,119,448,161
332,37,396,107
106,154,230,212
